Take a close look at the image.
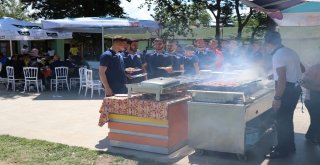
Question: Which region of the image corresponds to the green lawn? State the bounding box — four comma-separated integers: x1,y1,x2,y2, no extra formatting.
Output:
0,135,170,165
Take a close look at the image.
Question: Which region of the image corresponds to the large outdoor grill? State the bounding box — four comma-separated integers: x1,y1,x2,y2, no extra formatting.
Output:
188,79,274,159
126,77,199,101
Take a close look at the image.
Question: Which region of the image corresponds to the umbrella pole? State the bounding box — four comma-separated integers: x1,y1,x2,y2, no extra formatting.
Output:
9,40,13,57
101,27,105,54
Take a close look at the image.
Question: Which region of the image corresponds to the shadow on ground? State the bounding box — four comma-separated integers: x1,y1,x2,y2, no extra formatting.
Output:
0,85,104,100
94,132,320,165
95,137,193,164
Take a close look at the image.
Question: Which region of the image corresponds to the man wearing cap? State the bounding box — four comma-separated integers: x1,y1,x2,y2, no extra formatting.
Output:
264,31,305,159
99,36,128,96
123,39,145,84
166,40,184,76
143,38,173,79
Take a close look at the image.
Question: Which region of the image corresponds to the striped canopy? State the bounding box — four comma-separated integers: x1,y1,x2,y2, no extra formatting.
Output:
241,0,320,26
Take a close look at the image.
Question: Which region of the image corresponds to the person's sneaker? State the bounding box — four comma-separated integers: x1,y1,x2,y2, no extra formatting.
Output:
309,138,320,145
269,145,296,153
265,150,292,159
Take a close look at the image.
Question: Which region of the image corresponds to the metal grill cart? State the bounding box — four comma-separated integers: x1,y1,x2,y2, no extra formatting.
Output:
187,79,275,160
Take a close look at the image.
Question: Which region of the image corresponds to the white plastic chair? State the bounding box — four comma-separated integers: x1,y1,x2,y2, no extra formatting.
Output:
84,69,103,98
69,67,86,91
23,67,43,93
69,77,79,90
6,66,24,91
0,76,7,86
78,67,87,94
50,67,70,92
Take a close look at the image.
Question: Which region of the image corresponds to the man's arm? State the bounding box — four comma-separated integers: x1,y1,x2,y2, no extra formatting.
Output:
194,62,200,75
302,77,320,91
142,63,148,79
273,66,286,111
302,69,320,91
99,66,113,96
300,62,305,73
180,64,184,76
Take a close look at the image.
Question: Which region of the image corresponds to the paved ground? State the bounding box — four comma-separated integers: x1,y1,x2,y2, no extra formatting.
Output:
0,85,319,165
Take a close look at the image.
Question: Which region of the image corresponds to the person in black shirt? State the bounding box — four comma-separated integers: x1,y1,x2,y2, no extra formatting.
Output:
123,39,145,84
166,40,183,76
0,52,9,78
166,40,183,71
182,45,199,76
302,63,320,145
194,38,216,70
99,36,128,96
143,38,172,79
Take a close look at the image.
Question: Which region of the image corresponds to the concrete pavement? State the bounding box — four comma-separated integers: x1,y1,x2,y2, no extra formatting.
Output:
0,85,319,165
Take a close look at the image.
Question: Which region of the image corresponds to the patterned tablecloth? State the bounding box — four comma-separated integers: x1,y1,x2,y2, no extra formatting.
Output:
98,95,190,127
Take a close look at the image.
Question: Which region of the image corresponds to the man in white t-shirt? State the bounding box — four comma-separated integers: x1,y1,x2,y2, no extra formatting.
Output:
264,31,304,159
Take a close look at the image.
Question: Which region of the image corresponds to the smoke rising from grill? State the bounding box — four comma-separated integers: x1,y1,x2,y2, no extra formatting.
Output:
199,40,271,83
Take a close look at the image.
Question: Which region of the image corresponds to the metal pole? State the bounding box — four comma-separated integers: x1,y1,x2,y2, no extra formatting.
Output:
101,27,105,54
9,40,13,56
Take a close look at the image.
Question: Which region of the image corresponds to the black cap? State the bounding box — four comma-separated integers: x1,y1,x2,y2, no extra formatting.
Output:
264,31,282,45
184,45,195,51
127,38,139,44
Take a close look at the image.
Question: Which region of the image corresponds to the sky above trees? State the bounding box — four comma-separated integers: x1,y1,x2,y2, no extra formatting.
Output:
120,0,154,20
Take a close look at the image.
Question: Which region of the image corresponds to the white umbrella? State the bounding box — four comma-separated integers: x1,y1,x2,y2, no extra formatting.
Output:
41,17,160,52
0,17,72,56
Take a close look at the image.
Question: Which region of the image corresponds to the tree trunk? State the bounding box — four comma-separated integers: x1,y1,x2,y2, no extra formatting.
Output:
250,28,257,43
215,0,222,48
266,16,277,31
235,0,253,41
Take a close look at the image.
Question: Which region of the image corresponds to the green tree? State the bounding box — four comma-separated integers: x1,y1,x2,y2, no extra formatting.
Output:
193,9,212,27
22,0,125,19
149,1,209,39
140,0,237,45
244,11,268,43
0,0,30,20
234,0,252,40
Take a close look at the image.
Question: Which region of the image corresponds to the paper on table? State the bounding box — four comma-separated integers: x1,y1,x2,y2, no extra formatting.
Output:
125,67,142,72
131,73,147,78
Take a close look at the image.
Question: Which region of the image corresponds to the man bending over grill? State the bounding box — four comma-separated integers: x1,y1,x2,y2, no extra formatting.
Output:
264,31,305,159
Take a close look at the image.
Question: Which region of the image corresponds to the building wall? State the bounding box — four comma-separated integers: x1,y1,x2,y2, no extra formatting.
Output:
51,39,65,59
279,26,320,67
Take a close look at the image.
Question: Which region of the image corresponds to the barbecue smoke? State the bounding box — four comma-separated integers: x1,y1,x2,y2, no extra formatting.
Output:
214,40,270,82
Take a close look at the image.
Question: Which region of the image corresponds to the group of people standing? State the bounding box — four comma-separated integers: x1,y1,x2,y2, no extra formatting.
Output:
99,36,227,96
99,32,320,160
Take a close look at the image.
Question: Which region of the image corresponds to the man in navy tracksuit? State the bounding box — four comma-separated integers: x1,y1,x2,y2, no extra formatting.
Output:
99,36,128,96
123,39,145,84
166,40,184,76
143,38,173,79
